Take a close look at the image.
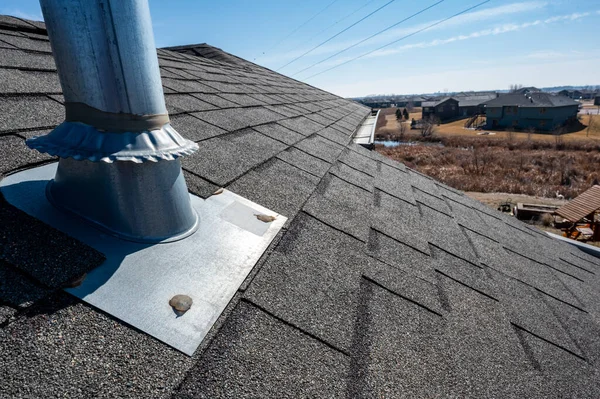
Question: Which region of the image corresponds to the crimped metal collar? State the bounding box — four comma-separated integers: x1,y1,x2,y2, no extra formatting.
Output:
26,122,198,163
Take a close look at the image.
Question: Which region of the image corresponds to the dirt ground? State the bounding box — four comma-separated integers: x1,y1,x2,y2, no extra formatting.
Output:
465,191,568,209
466,192,567,236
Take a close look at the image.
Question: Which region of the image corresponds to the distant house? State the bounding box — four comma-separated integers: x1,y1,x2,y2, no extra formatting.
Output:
359,99,394,109
421,97,459,121
558,89,583,100
514,86,541,95
483,92,579,131
455,93,498,117
409,96,427,107
582,90,599,100
595,96,600,106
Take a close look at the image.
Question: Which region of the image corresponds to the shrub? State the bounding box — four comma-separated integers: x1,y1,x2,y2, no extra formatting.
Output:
540,213,554,227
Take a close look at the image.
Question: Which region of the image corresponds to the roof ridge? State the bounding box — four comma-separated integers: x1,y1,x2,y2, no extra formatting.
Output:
0,15,46,35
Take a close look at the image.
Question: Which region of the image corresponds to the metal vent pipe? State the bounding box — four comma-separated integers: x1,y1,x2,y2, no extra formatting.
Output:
28,0,199,243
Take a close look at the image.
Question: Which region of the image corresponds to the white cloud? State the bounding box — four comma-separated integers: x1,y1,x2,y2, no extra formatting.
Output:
262,1,549,66
378,1,548,41
354,11,596,60
527,50,567,59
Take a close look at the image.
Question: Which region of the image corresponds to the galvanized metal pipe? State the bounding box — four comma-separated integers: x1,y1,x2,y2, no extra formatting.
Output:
28,0,199,242
40,0,166,116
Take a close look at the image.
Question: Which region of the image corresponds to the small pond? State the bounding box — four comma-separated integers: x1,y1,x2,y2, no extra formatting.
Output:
374,140,445,148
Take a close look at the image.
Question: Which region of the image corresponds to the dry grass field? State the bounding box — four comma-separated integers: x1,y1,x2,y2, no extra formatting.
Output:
377,135,600,200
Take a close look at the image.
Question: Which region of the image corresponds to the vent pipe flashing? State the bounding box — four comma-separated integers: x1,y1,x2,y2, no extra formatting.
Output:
28,0,199,243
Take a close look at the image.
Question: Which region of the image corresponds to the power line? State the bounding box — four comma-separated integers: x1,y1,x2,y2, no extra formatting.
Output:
304,0,378,46
255,0,340,61
291,0,446,77
276,0,397,71
302,0,492,81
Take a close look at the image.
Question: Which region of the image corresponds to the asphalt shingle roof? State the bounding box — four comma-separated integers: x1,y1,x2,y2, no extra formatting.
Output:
2,16,600,398
484,92,580,108
421,97,457,107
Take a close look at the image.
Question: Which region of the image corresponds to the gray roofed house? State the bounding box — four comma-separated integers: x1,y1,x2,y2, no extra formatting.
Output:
484,92,580,131
422,97,460,121
3,14,600,399
514,86,542,95
455,93,498,117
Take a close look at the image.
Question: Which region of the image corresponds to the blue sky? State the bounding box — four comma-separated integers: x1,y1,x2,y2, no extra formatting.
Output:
2,0,599,97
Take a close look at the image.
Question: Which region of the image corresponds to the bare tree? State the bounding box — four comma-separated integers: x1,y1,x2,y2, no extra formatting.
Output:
506,127,515,143
421,116,437,138
406,101,415,112
398,119,408,141
552,125,565,149
526,126,536,142
587,113,595,137
509,84,524,93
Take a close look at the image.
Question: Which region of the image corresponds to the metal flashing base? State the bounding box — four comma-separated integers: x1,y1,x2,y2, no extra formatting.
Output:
0,163,286,355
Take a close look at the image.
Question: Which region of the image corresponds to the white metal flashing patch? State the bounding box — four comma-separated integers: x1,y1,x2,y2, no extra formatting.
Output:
1,163,286,355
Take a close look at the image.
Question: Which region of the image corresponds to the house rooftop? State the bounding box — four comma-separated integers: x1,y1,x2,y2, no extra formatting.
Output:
422,97,456,107
456,93,498,107
484,92,580,108
2,14,600,398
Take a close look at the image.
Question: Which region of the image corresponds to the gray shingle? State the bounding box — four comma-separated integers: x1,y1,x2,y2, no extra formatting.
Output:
303,175,372,242
183,170,219,199
0,135,53,174
0,69,61,94
276,147,330,178
192,107,285,132
174,300,349,398
353,278,448,397
253,122,304,145
0,305,16,325
374,191,430,254
367,229,435,283
190,93,239,108
317,126,351,146
265,104,304,118
487,266,582,357
164,93,216,114
339,147,378,176
516,325,600,397
227,158,319,222
294,135,345,163
437,273,545,397
330,161,373,192
0,197,105,288
0,96,63,133
182,128,287,185
414,187,452,215
421,205,478,264
0,16,41,31
170,113,226,142
0,33,51,52
364,256,443,315
278,116,325,136
161,77,218,94
0,48,55,70
245,213,369,352
0,292,193,398
0,260,49,309
374,163,415,204
218,93,267,107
